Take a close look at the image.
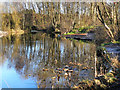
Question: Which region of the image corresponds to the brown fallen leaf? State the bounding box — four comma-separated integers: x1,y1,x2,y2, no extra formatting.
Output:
69,62,73,65
77,63,83,66
73,85,79,88
82,67,88,70
42,68,49,71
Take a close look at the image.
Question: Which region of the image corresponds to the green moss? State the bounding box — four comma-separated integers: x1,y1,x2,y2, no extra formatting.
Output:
63,26,95,35
101,42,113,46
63,32,75,35
112,41,120,44
101,41,120,46
78,26,94,33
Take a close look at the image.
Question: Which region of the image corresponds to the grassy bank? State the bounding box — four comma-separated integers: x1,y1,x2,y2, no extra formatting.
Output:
101,41,120,46
63,26,94,35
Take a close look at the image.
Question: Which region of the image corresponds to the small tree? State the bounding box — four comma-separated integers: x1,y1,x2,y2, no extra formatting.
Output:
96,2,119,42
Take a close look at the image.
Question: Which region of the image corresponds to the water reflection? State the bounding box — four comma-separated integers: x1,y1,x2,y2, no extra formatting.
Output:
1,32,96,88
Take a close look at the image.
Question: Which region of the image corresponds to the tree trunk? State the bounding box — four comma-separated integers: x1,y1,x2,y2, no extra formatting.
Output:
97,5,115,42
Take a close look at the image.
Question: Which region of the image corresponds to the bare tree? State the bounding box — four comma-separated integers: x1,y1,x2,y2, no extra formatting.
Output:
96,3,117,42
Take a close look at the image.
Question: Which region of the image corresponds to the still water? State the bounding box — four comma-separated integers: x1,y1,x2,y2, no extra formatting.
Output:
0,32,96,88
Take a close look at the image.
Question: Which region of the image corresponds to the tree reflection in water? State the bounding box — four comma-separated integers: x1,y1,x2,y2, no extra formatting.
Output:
1,33,96,88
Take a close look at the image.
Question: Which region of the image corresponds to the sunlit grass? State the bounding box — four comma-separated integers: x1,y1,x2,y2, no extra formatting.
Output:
101,41,120,46
63,26,95,35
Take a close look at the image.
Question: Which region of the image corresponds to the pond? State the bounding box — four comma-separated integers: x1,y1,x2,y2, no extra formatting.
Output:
0,32,96,88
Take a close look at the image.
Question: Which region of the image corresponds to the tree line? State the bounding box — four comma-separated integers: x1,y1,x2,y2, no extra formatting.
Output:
1,2,120,42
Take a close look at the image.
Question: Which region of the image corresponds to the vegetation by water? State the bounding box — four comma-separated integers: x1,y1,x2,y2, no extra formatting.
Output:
63,26,94,35
1,2,120,42
101,41,120,46
0,1,120,89
73,55,120,89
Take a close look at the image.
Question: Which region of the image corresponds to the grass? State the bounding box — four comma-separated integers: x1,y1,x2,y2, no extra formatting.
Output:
101,42,113,46
64,32,75,35
78,26,94,32
63,26,94,35
112,40,120,44
101,41,120,46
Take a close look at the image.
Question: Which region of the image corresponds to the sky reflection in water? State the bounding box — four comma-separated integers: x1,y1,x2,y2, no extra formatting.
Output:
0,33,96,88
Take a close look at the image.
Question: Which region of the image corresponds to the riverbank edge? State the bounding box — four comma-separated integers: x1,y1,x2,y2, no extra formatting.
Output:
72,45,120,89
73,66,120,89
